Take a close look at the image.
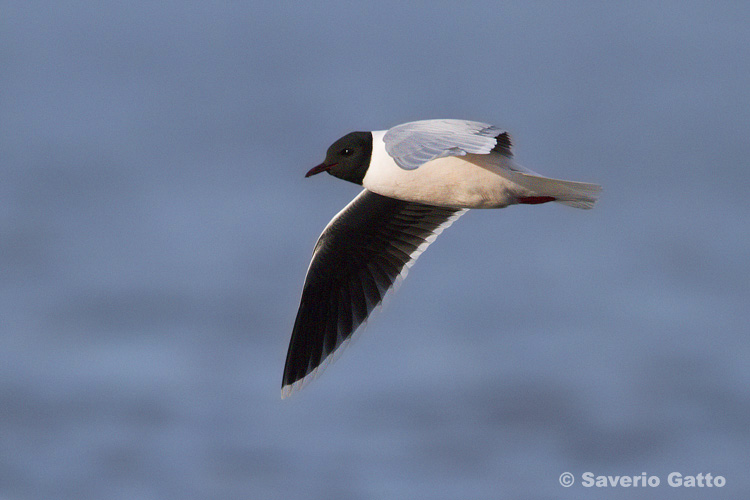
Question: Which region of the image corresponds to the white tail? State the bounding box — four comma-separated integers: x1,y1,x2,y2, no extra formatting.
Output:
508,171,602,209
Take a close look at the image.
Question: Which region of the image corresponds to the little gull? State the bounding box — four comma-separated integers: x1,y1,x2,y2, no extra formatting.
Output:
282,119,601,398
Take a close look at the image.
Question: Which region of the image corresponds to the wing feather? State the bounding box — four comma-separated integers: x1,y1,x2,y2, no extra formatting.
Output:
383,119,511,170
281,189,466,397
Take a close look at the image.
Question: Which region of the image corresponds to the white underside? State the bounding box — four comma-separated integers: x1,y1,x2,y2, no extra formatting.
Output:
363,130,601,209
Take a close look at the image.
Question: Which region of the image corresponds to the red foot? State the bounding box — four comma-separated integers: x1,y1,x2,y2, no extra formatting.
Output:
517,196,556,205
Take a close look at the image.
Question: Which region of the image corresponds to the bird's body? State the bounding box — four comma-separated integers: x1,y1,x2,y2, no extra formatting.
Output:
365,129,597,209
365,130,518,208
282,119,601,397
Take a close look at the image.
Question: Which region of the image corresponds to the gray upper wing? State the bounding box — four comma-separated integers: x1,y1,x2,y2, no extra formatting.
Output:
383,119,511,170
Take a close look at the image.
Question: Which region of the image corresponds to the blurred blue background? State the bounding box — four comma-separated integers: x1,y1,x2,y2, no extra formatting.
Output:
2,2,749,499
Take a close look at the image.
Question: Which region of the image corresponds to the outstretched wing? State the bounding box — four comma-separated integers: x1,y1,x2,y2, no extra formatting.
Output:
383,119,512,170
282,189,466,397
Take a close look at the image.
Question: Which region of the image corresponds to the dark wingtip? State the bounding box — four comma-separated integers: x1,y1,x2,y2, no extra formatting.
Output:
492,132,513,157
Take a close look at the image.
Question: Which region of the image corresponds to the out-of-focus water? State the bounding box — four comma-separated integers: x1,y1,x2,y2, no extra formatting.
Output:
2,2,749,499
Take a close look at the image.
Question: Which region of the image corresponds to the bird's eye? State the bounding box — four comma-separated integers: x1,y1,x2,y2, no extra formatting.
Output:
340,148,353,157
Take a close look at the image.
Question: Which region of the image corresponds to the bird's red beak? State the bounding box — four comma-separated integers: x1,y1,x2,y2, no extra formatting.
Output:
305,162,336,177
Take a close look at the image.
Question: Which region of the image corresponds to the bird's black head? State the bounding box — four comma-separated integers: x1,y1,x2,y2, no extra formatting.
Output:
305,131,372,185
